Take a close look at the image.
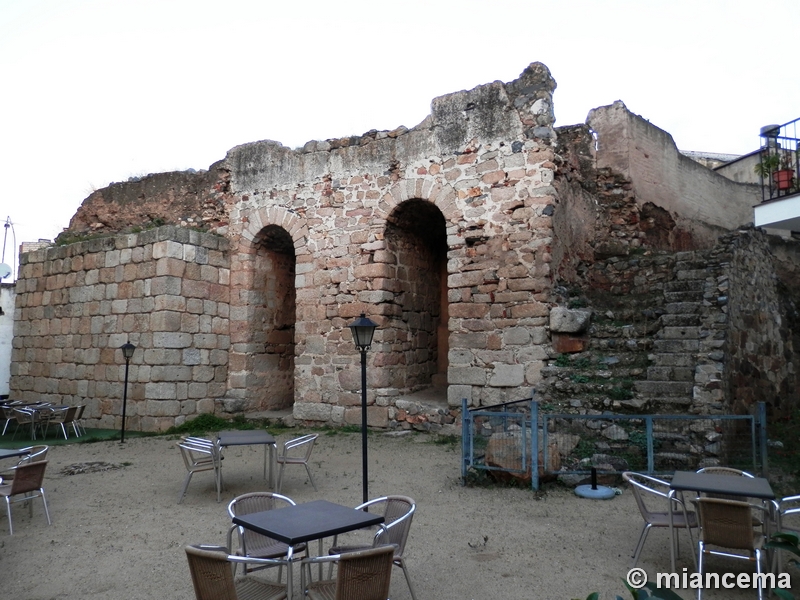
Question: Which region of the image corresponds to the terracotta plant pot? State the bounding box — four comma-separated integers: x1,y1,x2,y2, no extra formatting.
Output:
773,169,795,190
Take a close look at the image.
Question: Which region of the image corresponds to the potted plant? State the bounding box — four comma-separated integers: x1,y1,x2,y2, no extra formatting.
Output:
754,152,781,179
774,150,797,190
754,150,796,190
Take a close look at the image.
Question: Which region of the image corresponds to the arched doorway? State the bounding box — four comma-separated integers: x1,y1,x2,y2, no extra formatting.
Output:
249,224,296,410
384,199,449,392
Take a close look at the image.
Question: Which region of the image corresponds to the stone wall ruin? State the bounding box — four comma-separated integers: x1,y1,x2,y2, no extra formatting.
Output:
9,61,800,436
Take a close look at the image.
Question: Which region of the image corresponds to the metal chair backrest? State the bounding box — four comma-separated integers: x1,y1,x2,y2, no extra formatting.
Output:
622,472,672,522
228,492,297,556
331,545,394,600
696,466,755,478
697,497,758,550
371,496,415,556
17,445,49,466
185,544,238,600
281,434,318,461
8,460,48,495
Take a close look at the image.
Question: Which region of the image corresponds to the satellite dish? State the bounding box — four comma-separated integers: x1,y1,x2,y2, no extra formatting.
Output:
0,263,11,279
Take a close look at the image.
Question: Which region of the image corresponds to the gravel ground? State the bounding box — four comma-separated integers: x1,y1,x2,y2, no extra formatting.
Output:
0,430,778,600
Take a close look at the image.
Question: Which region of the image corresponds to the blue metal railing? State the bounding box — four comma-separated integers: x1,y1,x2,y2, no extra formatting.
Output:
462,398,767,490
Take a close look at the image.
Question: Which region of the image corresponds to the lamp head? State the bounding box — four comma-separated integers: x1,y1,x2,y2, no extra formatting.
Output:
347,313,378,352
121,342,136,360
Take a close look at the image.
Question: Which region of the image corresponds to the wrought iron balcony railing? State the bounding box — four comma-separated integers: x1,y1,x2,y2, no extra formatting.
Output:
758,118,800,202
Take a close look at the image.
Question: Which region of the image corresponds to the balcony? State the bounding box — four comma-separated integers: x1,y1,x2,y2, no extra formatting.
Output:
753,118,800,232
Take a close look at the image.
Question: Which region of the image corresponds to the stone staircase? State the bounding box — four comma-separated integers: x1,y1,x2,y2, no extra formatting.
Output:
634,252,708,410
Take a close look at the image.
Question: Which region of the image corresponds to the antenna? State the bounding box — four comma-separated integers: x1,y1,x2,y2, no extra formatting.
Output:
1,217,16,281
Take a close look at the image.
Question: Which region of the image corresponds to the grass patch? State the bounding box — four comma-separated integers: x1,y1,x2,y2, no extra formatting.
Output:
0,427,150,449
324,425,362,435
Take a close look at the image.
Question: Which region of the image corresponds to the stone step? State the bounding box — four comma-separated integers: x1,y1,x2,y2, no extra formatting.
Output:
653,339,700,353
665,302,702,314
664,280,705,293
635,380,694,396
650,396,694,407
677,268,711,281
647,366,694,381
660,314,699,327
649,353,695,367
659,326,701,340
664,291,704,303
675,253,709,266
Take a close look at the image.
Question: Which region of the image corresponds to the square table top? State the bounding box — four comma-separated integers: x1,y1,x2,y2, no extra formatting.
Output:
670,470,775,500
217,430,275,446
0,448,30,460
233,499,385,546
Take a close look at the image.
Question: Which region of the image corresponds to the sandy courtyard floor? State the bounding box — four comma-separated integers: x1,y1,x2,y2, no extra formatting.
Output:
0,430,784,600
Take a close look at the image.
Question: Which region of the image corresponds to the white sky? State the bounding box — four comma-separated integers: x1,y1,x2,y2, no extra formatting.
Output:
1,0,798,279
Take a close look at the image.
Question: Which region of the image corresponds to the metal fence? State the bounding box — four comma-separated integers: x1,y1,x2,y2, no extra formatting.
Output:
461,397,767,490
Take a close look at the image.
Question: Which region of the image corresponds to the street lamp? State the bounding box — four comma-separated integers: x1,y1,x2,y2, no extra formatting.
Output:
347,313,378,504
120,342,136,444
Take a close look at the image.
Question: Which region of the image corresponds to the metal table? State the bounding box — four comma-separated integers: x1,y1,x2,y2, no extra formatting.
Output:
668,470,776,572
0,448,31,460
232,499,385,599
217,430,276,487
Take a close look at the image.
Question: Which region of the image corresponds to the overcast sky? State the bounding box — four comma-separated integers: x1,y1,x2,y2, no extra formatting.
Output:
1,0,798,279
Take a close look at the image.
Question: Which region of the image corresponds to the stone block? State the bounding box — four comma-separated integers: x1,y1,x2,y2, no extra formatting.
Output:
510,302,549,318
153,332,193,349
145,382,177,400
551,333,589,353
293,401,333,422
489,364,524,387
550,307,591,333
449,303,489,318
448,367,486,385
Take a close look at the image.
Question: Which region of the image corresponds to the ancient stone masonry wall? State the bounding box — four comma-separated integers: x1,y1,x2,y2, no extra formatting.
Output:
222,63,560,428
13,61,791,434
724,229,798,417
63,165,232,240
10,227,230,432
586,101,759,250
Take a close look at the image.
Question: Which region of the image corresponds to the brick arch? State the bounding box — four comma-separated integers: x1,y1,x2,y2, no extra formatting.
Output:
228,206,302,413
240,206,309,255
378,195,450,396
375,178,461,224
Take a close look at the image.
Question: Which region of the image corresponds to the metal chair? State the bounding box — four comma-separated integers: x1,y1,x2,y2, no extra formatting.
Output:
327,495,418,600
622,472,698,568
10,408,44,440
184,544,287,600
770,493,800,572
0,405,17,435
177,437,223,504
227,492,307,576
301,545,395,600
696,497,767,600
0,445,49,484
72,404,86,436
0,460,52,535
696,466,764,526
275,434,319,493
46,406,79,440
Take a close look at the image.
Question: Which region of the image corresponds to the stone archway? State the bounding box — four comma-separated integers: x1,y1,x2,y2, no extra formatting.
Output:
382,198,449,392
248,224,296,410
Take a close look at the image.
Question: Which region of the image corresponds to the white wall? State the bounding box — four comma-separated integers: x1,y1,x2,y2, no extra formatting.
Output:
0,283,15,397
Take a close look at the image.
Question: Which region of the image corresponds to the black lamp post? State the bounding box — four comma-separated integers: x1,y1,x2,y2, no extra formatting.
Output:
120,342,136,443
347,313,378,504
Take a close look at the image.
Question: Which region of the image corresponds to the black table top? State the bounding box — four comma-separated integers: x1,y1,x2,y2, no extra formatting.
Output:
670,470,775,500
232,499,385,546
218,430,275,446
0,448,30,460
